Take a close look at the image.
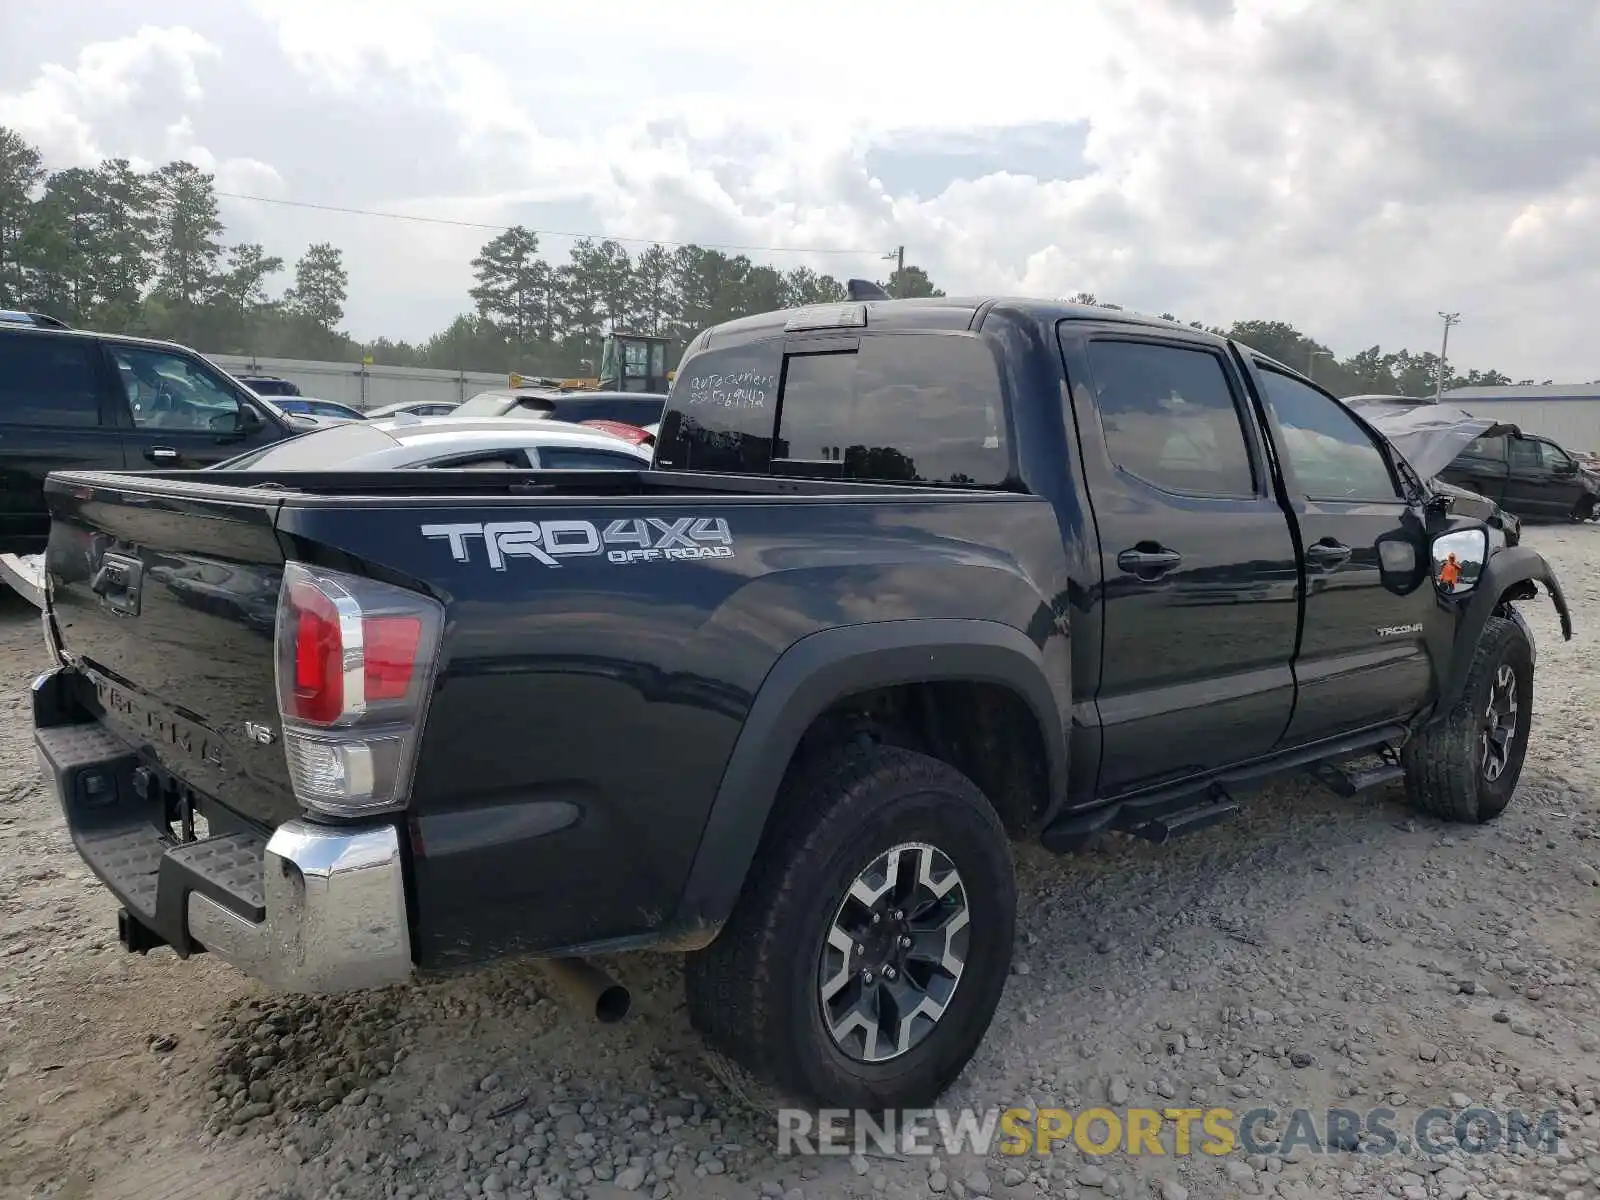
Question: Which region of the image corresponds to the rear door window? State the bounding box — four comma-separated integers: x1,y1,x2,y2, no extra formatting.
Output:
0,334,106,427
1463,435,1506,461
538,446,648,470
1085,339,1256,497
1508,437,1542,472
421,451,531,470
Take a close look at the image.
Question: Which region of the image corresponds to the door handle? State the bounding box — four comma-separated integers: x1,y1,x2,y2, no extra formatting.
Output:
1305,540,1352,568
1117,546,1183,577
144,447,179,464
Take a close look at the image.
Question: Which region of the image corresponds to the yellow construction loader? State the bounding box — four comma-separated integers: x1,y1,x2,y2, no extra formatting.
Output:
512,332,674,394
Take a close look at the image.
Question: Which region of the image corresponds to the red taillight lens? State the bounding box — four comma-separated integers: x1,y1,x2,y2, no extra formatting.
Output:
580,419,650,446
288,580,343,724
274,561,445,817
363,615,421,701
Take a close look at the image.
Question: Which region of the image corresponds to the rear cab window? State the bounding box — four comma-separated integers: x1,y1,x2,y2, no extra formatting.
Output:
657,331,1011,486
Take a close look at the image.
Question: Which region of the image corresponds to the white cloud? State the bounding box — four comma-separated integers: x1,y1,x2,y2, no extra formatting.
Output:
4,0,1600,380
0,26,219,166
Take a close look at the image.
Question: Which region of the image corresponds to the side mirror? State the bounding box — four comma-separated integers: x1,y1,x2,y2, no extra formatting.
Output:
1553,458,1578,476
1430,528,1488,596
237,403,264,432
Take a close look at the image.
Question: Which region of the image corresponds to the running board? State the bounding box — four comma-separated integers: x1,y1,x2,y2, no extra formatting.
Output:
1307,760,1405,798
1124,787,1239,845
1040,723,1409,854
1041,783,1239,851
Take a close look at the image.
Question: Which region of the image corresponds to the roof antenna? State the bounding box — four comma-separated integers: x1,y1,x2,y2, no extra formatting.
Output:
846,278,891,302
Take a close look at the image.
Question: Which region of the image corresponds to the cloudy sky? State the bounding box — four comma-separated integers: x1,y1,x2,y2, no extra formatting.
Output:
2,0,1596,380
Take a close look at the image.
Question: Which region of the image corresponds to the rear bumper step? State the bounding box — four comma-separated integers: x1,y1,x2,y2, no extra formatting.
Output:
33,670,413,993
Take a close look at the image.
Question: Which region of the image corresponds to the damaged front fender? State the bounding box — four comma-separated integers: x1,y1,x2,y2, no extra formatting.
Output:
1432,546,1573,724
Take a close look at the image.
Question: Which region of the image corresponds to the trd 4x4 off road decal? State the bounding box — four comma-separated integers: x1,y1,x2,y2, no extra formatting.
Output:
421,517,734,569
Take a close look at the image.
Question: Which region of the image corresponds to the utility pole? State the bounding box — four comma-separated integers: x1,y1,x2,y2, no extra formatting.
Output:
884,246,904,296
1434,312,1461,402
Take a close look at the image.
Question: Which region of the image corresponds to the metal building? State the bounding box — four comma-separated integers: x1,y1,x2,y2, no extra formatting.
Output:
1443,384,1600,455
204,353,513,412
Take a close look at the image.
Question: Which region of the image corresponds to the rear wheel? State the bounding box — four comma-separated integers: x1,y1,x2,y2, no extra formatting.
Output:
1401,615,1533,822
684,745,1015,1110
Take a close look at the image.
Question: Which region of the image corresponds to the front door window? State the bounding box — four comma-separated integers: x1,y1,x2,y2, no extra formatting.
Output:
111,346,241,432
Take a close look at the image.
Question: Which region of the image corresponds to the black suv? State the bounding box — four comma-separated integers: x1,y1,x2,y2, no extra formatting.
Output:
236,374,303,398
1444,429,1600,523
0,325,299,554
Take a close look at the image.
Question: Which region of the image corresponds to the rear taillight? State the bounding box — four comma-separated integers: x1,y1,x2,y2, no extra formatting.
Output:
274,561,444,818
579,419,652,446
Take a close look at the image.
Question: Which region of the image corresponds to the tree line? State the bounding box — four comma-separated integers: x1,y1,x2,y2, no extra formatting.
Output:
0,125,1551,393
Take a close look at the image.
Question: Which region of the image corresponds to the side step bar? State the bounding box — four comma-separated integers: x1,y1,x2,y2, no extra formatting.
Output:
1131,788,1240,844
1307,759,1406,798
1041,784,1241,852
1041,723,1409,854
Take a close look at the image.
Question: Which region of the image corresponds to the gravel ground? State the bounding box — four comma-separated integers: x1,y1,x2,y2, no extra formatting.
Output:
1,524,1597,1200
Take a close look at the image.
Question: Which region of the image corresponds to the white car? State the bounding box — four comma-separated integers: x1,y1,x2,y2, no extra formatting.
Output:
365,400,461,420
270,397,369,424
213,415,657,472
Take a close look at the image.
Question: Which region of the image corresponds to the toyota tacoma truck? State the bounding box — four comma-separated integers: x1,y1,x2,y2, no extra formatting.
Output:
31,297,1572,1111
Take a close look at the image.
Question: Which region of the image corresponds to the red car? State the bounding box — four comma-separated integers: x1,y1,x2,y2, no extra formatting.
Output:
580,419,656,447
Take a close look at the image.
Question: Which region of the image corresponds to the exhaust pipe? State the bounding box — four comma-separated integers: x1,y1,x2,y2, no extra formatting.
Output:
541,957,631,1024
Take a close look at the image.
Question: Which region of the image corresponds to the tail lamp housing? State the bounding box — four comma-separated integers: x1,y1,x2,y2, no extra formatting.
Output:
273,561,444,818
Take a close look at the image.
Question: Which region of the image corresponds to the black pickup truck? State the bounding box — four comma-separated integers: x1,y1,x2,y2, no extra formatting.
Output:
1444,428,1600,523
32,297,1572,1110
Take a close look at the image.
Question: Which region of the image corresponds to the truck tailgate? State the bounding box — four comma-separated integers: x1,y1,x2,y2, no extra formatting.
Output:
43,474,299,829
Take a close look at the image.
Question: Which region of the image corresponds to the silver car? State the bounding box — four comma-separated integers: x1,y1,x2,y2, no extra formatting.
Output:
215,415,656,471
364,400,461,419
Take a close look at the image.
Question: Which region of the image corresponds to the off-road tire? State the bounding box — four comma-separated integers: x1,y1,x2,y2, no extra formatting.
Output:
1571,495,1597,523
1401,614,1533,823
684,745,1016,1111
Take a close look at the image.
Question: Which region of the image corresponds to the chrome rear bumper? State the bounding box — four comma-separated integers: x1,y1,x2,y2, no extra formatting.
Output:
186,821,413,993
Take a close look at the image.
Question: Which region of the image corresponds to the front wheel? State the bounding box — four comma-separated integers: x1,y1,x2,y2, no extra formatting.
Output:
684,745,1016,1110
1401,614,1533,822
